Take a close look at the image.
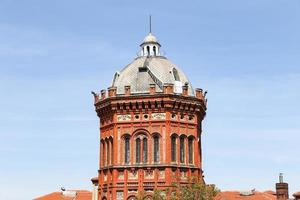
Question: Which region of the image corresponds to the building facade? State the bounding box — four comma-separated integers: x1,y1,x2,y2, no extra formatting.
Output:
92,31,207,200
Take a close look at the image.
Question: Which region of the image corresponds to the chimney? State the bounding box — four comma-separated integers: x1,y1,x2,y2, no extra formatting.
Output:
276,173,289,200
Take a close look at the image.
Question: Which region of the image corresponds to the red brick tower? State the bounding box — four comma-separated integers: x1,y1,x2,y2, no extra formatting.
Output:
92,31,207,200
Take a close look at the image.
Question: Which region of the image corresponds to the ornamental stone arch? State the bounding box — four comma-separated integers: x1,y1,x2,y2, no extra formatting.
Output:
151,132,162,138
121,133,131,139
132,128,150,138
170,133,179,138
127,195,137,200
145,195,153,200
132,129,150,164
187,134,196,140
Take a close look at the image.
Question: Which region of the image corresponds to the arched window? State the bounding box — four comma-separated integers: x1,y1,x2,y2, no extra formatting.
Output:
143,138,148,163
188,138,193,164
124,137,130,164
171,136,176,162
106,140,109,165
153,46,157,56
146,46,150,56
153,136,159,163
101,141,105,166
110,139,113,165
136,138,141,163
180,137,185,163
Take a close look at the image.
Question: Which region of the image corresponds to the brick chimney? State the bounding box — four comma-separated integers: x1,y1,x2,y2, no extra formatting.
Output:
276,173,289,200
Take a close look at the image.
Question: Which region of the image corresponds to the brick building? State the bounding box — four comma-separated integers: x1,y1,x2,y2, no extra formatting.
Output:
92,31,207,200
33,29,299,200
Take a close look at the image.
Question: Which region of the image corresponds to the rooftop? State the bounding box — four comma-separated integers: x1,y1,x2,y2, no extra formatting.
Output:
215,191,277,200
34,190,92,200
108,31,195,96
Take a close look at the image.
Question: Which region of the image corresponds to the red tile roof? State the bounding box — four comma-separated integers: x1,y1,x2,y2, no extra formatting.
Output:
294,191,300,197
215,191,277,200
34,190,92,200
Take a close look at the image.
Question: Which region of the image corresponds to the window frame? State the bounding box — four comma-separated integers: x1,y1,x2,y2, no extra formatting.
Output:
124,137,130,164
153,135,160,163
171,135,177,162
180,136,185,163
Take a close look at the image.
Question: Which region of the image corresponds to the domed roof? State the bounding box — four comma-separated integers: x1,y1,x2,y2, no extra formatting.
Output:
111,56,194,96
110,32,194,96
141,33,160,46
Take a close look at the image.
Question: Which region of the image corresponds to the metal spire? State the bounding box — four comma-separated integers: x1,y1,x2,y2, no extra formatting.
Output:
149,15,152,33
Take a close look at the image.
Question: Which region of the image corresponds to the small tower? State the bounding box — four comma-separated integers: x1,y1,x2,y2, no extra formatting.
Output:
140,32,161,57
140,16,161,57
276,173,289,200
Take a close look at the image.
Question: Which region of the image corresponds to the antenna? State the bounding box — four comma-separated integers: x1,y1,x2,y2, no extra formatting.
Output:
279,173,283,183
149,15,152,33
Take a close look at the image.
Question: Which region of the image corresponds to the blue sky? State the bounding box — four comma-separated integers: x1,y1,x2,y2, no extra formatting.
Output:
0,0,299,199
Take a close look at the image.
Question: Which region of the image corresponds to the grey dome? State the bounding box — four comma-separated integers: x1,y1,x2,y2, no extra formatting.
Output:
111,56,194,96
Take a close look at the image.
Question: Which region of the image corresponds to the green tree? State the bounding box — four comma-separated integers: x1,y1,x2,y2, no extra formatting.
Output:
136,178,219,200
137,189,166,200
152,189,166,200
170,177,219,200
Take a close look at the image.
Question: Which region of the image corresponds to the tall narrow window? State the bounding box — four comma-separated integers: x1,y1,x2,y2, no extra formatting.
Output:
188,138,193,164
154,136,159,163
136,138,141,163
171,136,176,162
106,141,109,165
180,137,185,163
153,46,157,56
124,137,130,164
110,140,113,165
143,138,148,163
102,142,105,166
146,46,150,56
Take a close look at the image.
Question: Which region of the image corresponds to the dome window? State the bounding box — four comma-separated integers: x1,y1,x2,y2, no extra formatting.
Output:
172,68,180,81
146,46,150,56
153,46,157,56
112,71,120,86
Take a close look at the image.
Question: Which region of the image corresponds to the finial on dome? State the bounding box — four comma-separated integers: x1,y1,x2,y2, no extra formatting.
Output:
149,15,152,33
140,16,161,57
